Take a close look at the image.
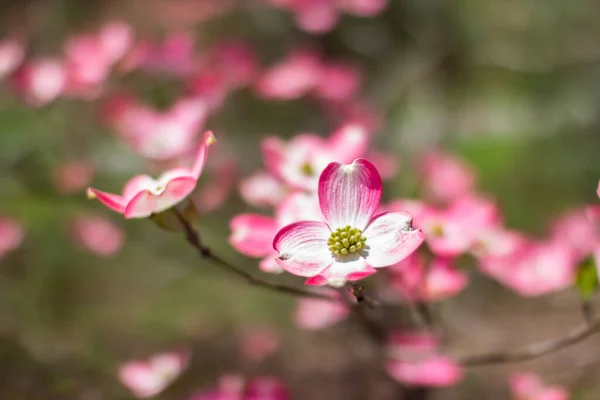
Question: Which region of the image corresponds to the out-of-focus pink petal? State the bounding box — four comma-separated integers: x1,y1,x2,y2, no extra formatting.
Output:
124,176,197,219
386,330,463,387
310,256,376,287
315,63,361,101
509,372,569,400
239,326,280,362
119,351,188,398
327,123,369,164
98,20,133,63
418,151,476,203
386,357,463,387
71,215,124,257
275,192,322,227
255,50,323,99
240,171,287,208
0,217,25,258
52,160,95,194
229,214,279,258
263,134,333,191
12,58,66,106
363,212,425,268
244,376,289,400
481,240,576,296
551,208,599,261
296,0,340,33
294,290,350,330
421,258,468,301
0,39,24,78
318,158,382,230
273,221,332,277
87,188,126,214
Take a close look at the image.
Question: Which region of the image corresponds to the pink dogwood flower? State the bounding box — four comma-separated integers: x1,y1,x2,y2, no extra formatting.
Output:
255,49,323,100
419,195,500,257
273,159,425,287
480,239,576,296
262,123,369,191
70,215,124,257
230,192,321,273
0,217,25,260
551,208,600,261
87,131,215,219
418,151,476,203
386,331,463,387
509,372,569,400
108,96,208,160
119,351,189,398
294,289,350,330
12,58,67,106
239,171,287,208
387,255,468,303
0,39,24,79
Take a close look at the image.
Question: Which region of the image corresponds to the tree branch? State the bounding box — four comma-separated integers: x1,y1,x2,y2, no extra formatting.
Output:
174,209,334,302
458,317,600,366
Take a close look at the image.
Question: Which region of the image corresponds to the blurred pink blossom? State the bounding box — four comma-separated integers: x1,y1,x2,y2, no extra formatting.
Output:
119,350,189,398
0,217,25,259
509,372,569,400
255,50,323,100
123,32,198,76
0,39,24,79
294,290,350,329
314,62,361,102
386,331,463,387
239,171,287,208
107,97,208,160
273,159,424,287
52,160,95,194
550,208,600,261
70,215,124,257
418,151,476,203
480,240,576,296
388,255,468,303
12,58,67,106
239,326,280,362
87,131,215,219
262,123,369,191
418,195,500,257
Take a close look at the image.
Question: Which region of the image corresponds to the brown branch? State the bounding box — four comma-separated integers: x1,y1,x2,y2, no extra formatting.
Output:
173,209,334,302
458,317,600,366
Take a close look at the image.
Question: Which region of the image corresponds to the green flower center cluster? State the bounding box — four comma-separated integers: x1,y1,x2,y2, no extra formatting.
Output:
300,162,314,177
328,225,367,256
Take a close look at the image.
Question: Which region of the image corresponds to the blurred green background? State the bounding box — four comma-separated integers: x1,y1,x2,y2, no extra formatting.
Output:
1,0,600,399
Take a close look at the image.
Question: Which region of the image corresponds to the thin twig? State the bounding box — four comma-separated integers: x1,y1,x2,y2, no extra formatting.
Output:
458,317,600,366
581,300,594,324
173,209,334,302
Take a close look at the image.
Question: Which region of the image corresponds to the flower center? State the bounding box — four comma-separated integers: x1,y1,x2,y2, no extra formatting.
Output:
299,162,314,177
328,225,367,256
430,223,444,237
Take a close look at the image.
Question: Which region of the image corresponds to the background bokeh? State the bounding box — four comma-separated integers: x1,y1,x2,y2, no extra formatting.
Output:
1,0,600,399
